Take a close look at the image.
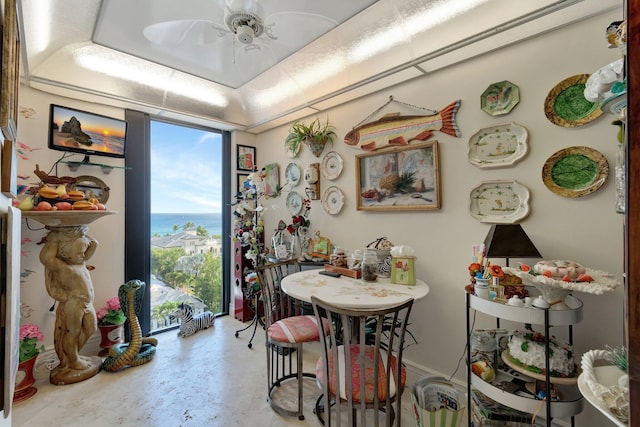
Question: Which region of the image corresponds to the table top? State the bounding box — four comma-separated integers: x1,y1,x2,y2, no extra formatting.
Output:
280,270,430,309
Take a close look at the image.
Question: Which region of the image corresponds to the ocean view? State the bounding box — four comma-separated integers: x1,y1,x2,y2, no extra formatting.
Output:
151,213,223,237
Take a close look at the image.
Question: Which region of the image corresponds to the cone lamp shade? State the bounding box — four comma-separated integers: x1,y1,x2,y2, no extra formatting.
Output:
483,224,542,267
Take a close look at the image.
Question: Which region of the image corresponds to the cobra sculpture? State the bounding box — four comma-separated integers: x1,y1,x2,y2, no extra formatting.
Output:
102,280,158,372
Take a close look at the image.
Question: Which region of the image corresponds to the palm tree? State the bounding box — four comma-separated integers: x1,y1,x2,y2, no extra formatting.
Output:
196,225,209,237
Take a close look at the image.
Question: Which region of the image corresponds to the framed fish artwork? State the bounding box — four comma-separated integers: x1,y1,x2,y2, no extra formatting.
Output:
356,141,441,212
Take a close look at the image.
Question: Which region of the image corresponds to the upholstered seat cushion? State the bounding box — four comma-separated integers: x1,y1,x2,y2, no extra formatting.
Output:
267,315,329,344
315,344,406,402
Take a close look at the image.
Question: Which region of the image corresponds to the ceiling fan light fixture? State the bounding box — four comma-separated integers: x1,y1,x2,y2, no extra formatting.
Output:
235,25,255,44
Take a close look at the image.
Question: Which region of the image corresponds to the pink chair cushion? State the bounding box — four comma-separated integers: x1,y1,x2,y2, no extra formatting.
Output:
315,344,406,403
267,315,329,344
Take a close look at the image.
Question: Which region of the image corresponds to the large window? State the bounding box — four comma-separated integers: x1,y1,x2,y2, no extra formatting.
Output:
149,121,224,332
124,110,232,336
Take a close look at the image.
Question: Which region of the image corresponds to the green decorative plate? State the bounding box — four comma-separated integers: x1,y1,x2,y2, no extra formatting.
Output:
480,81,520,116
544,74,602,127
542,146,609,198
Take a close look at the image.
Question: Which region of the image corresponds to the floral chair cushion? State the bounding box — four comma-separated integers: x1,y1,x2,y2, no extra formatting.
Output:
316,344,406,402
267,315,329,344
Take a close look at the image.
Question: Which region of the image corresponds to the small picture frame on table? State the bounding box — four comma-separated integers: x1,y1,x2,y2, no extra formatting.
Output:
311,236,331,260
237,145,256,171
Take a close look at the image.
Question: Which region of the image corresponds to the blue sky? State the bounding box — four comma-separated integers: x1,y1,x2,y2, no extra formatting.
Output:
150,121,222,213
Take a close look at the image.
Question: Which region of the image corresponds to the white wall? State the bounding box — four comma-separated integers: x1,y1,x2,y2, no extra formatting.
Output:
254,9,624,426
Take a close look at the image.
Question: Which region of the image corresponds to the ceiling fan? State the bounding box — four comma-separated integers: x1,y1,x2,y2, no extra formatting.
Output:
142,0,338,60
136,0,375,88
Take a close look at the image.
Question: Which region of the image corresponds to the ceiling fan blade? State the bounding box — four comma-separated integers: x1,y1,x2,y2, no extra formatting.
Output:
143,20,228,47
263,11,339,50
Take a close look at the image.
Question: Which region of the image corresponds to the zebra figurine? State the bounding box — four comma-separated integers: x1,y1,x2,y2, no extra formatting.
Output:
169,303,215,338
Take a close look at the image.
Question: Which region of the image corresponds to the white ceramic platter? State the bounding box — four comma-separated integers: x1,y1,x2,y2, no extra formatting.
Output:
286,191,303,215
469,180,530,223
321,151,344,180
468,122,528,168
321,186,345,215
285,162,301,186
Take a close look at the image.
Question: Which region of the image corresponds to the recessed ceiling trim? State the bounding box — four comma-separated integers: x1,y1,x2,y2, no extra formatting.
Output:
245,0,594,131
27,76,246,131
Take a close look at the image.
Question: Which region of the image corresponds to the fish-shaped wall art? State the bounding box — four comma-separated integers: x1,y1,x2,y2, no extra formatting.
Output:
344,99,461,151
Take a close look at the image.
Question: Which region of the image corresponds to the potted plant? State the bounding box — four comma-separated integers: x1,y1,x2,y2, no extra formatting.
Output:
15,324,45,402
96,296,126,355
285,117,337,158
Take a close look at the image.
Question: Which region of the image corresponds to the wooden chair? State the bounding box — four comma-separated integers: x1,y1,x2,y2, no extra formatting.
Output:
256,260,329,420
311,296,414,426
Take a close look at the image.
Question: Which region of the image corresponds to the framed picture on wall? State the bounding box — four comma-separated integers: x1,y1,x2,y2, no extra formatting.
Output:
356,141,441,211
236,172,250,195
237,145,256,171
262,163,280,197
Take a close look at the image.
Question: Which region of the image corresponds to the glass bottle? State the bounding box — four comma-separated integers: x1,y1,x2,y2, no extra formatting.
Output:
361,250,378,282
348,249,363,270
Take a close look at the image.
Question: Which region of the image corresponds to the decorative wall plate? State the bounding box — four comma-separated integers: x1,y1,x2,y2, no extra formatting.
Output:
469,179,530,223
544,74,603,127
286,191,303,215
285,162,301,186
468,122,528,168
542,146,609,198
321,186,345,215
480,81,520,116
321,151,344,180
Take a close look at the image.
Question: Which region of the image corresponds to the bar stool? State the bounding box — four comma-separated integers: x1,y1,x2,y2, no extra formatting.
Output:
311,296,414,426
256,260,330,420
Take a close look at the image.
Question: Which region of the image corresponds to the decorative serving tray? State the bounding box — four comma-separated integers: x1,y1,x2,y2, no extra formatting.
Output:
469,180,530,223
468,122,528,168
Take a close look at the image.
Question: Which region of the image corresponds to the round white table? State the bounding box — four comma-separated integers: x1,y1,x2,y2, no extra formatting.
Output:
280,270,430,309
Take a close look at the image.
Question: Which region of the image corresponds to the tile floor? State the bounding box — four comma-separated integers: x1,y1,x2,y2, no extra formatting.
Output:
12,315,418,427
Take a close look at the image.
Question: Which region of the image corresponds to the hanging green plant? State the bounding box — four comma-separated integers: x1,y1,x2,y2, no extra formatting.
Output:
285,117,337,158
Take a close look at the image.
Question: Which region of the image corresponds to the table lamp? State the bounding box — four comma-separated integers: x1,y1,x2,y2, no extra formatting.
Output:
483,224,542,267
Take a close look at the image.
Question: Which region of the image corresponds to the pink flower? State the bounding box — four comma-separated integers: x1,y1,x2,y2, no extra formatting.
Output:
19,324,44,342
96,307,108,321
106,296,121,311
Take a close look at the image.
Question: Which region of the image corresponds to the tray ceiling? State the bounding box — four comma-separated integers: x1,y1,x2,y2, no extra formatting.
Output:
17,0,620,132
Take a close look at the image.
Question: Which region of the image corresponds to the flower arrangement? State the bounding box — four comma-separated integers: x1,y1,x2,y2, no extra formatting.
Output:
19,324,45,363
286,198,311,236
468,260,504,282
233,171,268,267
96,296,126,326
